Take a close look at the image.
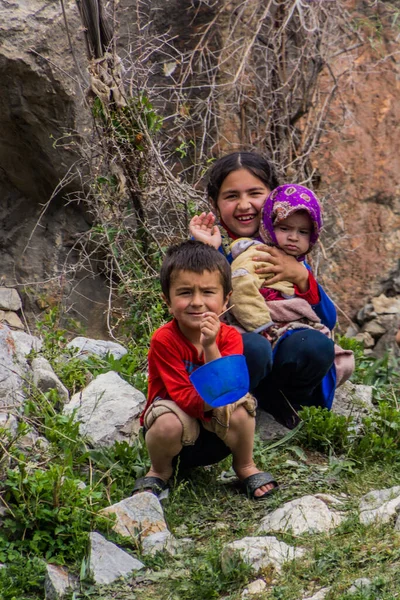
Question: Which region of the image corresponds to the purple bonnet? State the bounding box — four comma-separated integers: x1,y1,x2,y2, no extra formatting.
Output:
259,184,322,256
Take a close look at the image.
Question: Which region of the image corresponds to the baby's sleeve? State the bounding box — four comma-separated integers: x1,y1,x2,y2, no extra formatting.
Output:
230,250,274,332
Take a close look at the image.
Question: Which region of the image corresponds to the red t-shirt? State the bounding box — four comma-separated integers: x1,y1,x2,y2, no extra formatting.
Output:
141,319,243,424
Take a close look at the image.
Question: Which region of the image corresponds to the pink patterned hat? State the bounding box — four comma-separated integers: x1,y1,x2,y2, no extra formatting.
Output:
259,184,322,257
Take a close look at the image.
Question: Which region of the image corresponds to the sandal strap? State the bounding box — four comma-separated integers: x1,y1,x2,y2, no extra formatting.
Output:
242,472,278,496
132,476,168,495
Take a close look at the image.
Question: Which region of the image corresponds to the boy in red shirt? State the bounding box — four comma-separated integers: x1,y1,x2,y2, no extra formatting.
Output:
133,240,278,500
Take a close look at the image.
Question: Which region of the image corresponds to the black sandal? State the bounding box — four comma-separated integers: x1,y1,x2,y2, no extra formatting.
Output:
132,476,169,497
241,472,279,501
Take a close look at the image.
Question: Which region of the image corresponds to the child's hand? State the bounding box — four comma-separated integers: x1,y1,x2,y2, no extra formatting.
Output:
190,212,221,250
253,245,309,290
200,311,220,350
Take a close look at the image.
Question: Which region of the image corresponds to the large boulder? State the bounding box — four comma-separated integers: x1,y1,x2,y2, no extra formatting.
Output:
63,371,145,446
0,323,42,408
0,0,110,337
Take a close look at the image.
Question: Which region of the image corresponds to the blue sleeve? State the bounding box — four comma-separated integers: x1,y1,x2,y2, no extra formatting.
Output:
304,263,337,331
218,245,233,264
313,284,337,331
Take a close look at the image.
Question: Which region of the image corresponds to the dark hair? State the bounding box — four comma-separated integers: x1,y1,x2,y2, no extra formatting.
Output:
160,240,232,301
207,152,280,208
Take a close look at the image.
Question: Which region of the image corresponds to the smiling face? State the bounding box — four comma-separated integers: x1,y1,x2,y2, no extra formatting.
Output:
216,169,270,238
165,269,229,342
273,211,312,257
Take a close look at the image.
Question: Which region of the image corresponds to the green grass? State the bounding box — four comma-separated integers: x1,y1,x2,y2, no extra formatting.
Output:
1,323,400,599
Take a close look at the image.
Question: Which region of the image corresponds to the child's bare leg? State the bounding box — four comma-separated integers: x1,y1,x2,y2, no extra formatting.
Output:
145,412,183,482
224,406,275,498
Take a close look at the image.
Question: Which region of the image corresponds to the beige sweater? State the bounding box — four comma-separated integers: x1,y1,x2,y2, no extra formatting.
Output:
230,238,296,332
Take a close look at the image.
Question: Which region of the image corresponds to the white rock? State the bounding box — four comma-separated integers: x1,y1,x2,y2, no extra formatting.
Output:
0,325,41,407
89,532,144,585
359,485,400,525
141,530,175,556
359,486,400,525
63,371,145,446
44,564,78,599
344,325,360,338
0,412,18,435
0,288,22,311
67,337,128,360
142,531,193,556
101,492,168,541
362,319,386,338
354,331,375,348
371,294,400,315
242,578,267,597
258,495,344,535
347,578,372,594
221,536,305,575
0,311,24,329
302,588,330,600
32,357,69,403
10,329,42,364
332,381,373,421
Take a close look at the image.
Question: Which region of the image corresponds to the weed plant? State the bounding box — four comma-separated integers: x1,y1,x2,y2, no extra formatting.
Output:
2,310,400,599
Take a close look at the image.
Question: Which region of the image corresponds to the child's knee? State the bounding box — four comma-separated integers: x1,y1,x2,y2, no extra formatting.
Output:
147,412,183,442
229,405,254,429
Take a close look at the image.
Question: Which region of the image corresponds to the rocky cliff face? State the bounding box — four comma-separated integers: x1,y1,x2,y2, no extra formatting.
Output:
0,0,398,335
314,0,400,319
0,0,110,335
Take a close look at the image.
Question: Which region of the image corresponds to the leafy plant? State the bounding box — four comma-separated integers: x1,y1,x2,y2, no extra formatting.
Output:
1,463,100,563
298,406,353,455
0,556,46,600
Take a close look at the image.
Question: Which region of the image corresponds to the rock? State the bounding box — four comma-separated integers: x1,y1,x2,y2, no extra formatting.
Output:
44,564,78,600
32,356,69,403
354,331,375,348
89,532,144,585
0,1,113,339
63,371,145,446
359,486,400,526
371,294,400,315
256,410,291,441
257,495,344,536
362,319,386,339
347,578,373,594
221,536,305,575
100,492,168,541
16,426,50,451
394,514,400,531
0,310,24,329
369,312,400,358
66,337,128,360
332,381,373,421
141,531,193,556
0,412,18,435
0,324,41,408
0,288,22,311
302,589,330,600
356,303,376,324
11,329,42,364
242,578,267,597
345,324,359,338
141,530,175,556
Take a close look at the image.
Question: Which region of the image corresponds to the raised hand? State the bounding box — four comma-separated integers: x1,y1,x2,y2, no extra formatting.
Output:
200,311,220,348
199,311,222,364
189,211,221,249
